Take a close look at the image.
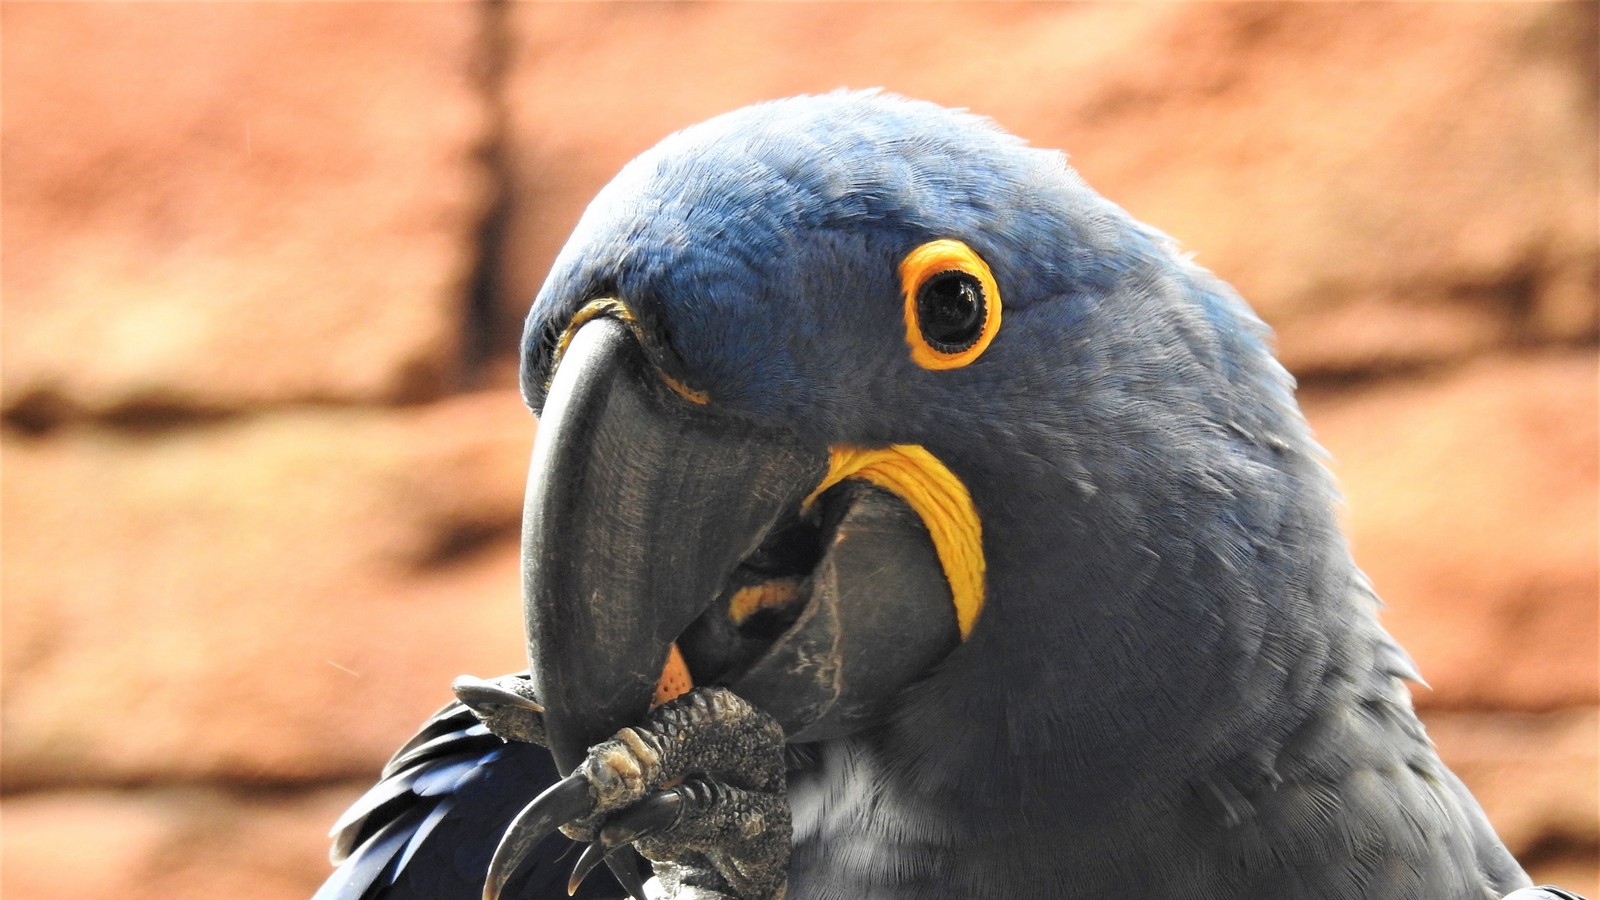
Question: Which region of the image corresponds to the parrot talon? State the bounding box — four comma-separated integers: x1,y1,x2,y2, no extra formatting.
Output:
453,673,549,746
484,772,596,900
566,828,664,898
569,781,704,895
453,674,544,713
601,786,690,846
607,849,652,900
566,840,612,896
536,688,790,900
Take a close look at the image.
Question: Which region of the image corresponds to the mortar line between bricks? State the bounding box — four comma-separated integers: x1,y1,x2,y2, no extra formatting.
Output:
460,0,516,386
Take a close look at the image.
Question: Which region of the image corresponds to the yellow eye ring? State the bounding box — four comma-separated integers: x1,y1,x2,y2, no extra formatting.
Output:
900,239,1002,370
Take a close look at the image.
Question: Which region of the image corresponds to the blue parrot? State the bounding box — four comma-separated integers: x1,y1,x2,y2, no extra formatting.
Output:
318,92,1582,900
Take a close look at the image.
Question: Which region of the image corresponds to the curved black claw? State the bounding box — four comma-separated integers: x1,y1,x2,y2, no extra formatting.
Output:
607,851,650,900
601,789,688,846
567,841,611,897
489,688,786,900
453,673,549,746
485,773,596,900
453,675,544,714
567,789,690,894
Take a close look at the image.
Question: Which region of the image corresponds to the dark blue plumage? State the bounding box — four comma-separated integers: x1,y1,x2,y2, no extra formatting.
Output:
320,700,619,899
324,91,1554,898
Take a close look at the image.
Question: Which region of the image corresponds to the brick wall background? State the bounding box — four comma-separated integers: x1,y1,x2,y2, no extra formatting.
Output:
3,3,1595,897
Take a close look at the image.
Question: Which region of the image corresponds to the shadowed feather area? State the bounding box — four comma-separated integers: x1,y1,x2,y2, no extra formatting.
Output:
319,700,620,900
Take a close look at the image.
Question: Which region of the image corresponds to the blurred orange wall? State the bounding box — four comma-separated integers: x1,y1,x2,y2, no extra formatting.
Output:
3,3,1595,897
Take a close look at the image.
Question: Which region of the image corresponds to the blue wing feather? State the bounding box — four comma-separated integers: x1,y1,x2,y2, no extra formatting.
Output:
318,698,621,900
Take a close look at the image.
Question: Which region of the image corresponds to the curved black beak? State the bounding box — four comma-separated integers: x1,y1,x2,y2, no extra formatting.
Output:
522,317,827,772
523,313,967,814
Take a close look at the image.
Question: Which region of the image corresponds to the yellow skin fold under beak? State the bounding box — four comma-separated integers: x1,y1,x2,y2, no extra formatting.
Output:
806,445,986,639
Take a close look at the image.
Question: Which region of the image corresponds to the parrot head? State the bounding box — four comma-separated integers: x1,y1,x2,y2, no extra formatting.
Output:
520,91,1341,804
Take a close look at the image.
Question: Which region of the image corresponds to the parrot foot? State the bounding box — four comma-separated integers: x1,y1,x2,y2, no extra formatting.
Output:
451,672,549,746
486,687,790,900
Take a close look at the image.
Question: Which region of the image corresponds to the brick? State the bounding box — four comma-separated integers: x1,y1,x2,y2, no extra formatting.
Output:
1428,707,1599,896
495,3,1596,375
1304,350,1599,710
1,2,493,421
1,787,351,900
1,391,536,787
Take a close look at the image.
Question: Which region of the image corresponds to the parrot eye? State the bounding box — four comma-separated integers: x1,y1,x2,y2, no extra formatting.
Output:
900,239,1002,370
917,272,986,352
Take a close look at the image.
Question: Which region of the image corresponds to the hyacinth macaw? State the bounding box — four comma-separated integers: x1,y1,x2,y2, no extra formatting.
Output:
317,92,1582,900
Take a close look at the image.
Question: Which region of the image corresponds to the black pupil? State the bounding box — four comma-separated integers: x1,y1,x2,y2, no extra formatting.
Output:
917,271,986,352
